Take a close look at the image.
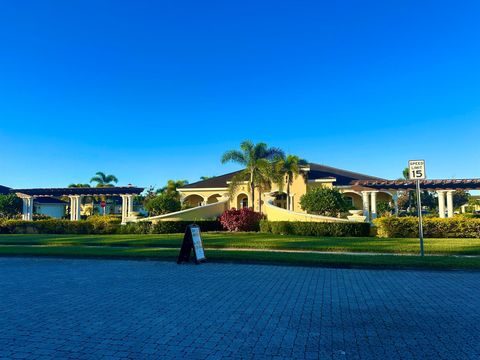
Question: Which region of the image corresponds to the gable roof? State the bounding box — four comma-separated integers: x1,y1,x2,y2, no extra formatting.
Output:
179,170,243,189
178,164,382,189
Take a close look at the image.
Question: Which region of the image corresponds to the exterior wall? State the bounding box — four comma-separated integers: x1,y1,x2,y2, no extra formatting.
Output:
263,199,349,223
34,204,66,219
139,200,228,223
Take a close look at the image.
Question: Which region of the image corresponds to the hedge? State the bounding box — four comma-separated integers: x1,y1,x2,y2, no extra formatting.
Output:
374,216,480,238
259,220,370,237
118,220,223,234
0,218,223,235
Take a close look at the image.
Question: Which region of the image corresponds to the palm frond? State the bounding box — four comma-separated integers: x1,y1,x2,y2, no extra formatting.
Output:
227,171,248,198
221,150,246,165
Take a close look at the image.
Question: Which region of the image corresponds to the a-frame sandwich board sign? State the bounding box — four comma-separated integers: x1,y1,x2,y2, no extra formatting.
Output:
177,224,206,264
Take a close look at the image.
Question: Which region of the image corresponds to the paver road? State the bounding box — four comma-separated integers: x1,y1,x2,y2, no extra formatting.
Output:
0,257,478,359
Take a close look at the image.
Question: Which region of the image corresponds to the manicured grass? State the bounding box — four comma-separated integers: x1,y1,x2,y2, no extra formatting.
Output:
0,245,479,270
0,233,479,255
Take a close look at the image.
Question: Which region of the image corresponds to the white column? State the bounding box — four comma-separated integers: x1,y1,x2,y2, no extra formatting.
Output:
22,198,28,220
393,192,399,216
362,191,370,221
127,195,133,218
370,191,378,220
289,195,294,211
446,190,454,218
23,196,33,221
121,195,127,224
69,196,75,221
76,196,82,221
437,190,446,218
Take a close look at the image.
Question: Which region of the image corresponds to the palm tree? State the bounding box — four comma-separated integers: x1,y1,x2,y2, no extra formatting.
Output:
274,155,308,210
159,180,189,199
90,172,118,187
221,140,284,211
68,183,91,188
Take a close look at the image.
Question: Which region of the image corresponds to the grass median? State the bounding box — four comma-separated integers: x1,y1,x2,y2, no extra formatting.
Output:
0,233,479,270
0,233,479,255
0,244,479,270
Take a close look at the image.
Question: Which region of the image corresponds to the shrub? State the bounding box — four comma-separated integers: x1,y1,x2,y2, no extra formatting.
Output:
86,215,121,234
0,220,94,234
374,216,480,238
219,208,264,232
259,220,370,237
151,220,223,234
144,194,181,216
299,188,349,217
0,194,22,219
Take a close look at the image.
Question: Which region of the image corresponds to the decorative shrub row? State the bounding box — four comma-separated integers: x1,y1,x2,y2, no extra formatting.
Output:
0,218,222,235
118,220,223,234
259,220,370,237
374,217,480,238
0,216,122,235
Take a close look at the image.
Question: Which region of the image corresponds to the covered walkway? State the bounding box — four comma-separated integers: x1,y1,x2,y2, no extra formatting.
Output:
354,179,480,219
14,186,144,224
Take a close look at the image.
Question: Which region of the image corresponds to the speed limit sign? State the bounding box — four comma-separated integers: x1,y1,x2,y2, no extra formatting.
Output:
408,160,426,180
408,159,426,256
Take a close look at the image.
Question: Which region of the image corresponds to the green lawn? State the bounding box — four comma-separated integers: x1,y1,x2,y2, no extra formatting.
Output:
0,245,479,270
0,233,479,255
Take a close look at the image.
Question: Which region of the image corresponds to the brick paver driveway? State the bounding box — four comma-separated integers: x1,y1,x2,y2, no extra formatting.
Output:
0,257,478,360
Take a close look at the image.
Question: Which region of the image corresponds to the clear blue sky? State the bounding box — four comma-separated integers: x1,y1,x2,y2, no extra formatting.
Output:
1,1,479,189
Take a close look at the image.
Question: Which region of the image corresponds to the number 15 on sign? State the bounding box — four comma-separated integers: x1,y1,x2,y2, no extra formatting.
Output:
408,160,426,180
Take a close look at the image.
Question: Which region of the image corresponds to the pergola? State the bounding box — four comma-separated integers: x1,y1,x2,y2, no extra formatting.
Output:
353,179,480,218
14,186,144,224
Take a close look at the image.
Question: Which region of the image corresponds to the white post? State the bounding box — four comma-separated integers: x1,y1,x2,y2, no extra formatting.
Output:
22,198,28,220
121,195,127,225
127,195,133,219
76,196,82,221
437,190,446,218
290,195,294,211
69,196,76,221
24,197,33,221
362,191,370,221
370,191,378,220
393,192,399,216
446,190,454,218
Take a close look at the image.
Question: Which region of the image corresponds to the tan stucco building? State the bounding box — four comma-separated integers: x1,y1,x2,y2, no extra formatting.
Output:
175,163,396,222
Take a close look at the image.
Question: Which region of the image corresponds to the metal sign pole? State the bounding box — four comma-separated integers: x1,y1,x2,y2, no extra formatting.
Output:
416,179,424,256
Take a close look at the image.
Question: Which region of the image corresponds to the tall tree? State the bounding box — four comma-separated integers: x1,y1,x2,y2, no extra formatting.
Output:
90,172,118,187
221,140,284,211
274,155,308,210
0,194,22,219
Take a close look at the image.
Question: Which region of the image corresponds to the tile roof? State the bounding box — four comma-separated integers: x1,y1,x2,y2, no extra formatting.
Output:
179,164,382,189
307,163,383,185
179,170,244,189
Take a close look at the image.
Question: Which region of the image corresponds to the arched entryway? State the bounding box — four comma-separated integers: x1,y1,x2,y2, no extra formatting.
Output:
183,194,205,207
207,194,222,204
272,192,288,209
236,193,249,209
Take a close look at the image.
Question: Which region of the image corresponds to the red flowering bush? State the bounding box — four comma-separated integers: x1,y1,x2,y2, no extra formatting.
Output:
219,208,264,232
